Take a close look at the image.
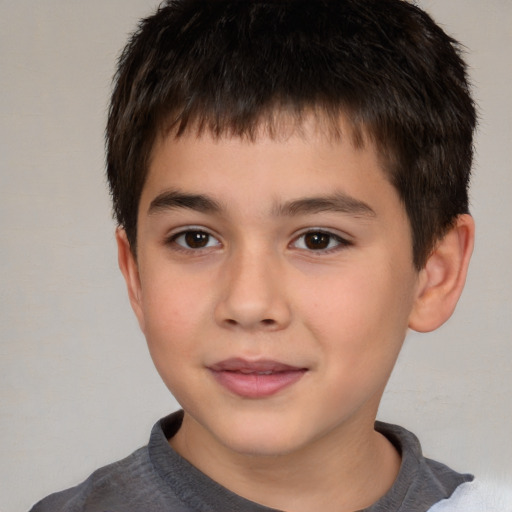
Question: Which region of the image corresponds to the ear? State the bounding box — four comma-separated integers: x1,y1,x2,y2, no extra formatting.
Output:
408,214,475,333
116,228,146,333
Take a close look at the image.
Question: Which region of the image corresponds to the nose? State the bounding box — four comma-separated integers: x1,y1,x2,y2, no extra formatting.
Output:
214,246,292,331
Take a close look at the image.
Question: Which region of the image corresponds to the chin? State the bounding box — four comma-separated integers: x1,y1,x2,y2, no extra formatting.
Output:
210,413,316,458
222,432,305,458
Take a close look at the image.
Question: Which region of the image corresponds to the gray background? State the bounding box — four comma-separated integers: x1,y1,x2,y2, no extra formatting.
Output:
1,1,511,511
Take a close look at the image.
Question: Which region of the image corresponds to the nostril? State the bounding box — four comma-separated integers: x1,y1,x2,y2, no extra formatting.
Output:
222,318,278,329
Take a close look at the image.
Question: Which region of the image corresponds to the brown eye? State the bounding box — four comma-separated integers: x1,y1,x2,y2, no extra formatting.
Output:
184,231,210,248
292,230,350,252
303,232,332,250
171,230,220,250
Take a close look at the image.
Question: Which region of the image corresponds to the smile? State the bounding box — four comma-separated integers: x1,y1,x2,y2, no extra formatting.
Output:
208,358,308,398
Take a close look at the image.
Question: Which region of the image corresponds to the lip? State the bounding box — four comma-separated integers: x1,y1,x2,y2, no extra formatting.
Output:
208,358,308,398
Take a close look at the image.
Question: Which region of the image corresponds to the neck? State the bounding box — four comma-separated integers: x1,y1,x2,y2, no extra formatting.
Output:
170,412,401,512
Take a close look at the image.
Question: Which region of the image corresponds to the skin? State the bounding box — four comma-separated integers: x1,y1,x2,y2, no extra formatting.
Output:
117,116,474,512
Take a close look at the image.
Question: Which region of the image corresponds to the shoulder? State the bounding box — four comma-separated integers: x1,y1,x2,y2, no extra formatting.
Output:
28,445,155,512
28,413,190,512
427,478,512,512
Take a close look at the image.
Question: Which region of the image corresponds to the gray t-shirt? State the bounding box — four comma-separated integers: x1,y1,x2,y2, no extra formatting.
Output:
29,411,472,512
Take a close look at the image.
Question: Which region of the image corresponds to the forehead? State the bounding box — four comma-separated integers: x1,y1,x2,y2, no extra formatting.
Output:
140,113,403,223
150,111,380,177
159,107,371,153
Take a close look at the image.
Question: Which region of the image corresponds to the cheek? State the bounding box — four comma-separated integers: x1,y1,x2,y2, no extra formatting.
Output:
298,264,413,356
140,271,211,361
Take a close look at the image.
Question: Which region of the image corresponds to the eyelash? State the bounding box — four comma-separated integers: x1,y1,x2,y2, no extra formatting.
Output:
166,228,221,253
164,228,352,254
290,230,352,254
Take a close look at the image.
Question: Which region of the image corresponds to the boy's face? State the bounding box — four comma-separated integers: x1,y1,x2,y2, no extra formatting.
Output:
121,117,424,458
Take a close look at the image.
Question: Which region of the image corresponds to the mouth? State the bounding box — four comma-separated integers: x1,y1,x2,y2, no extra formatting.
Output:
208,358,308,398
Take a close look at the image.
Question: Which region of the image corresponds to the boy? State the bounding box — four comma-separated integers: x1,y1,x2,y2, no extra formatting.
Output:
30,0,502,510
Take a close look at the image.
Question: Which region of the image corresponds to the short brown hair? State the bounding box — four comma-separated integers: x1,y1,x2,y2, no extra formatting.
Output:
106,0,476,268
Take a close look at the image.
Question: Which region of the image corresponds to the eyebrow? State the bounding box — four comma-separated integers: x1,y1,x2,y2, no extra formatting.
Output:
147,189,375,218
148,190,222,215
274,193,376,218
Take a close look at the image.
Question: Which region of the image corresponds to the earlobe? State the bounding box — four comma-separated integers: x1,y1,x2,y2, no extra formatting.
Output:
115,228,146,332
408,214,475,333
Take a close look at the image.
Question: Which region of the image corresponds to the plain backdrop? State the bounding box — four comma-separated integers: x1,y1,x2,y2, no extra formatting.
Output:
1,1,511,511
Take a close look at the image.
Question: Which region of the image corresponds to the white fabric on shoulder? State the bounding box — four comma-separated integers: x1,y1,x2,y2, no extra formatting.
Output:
427,479,512,512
